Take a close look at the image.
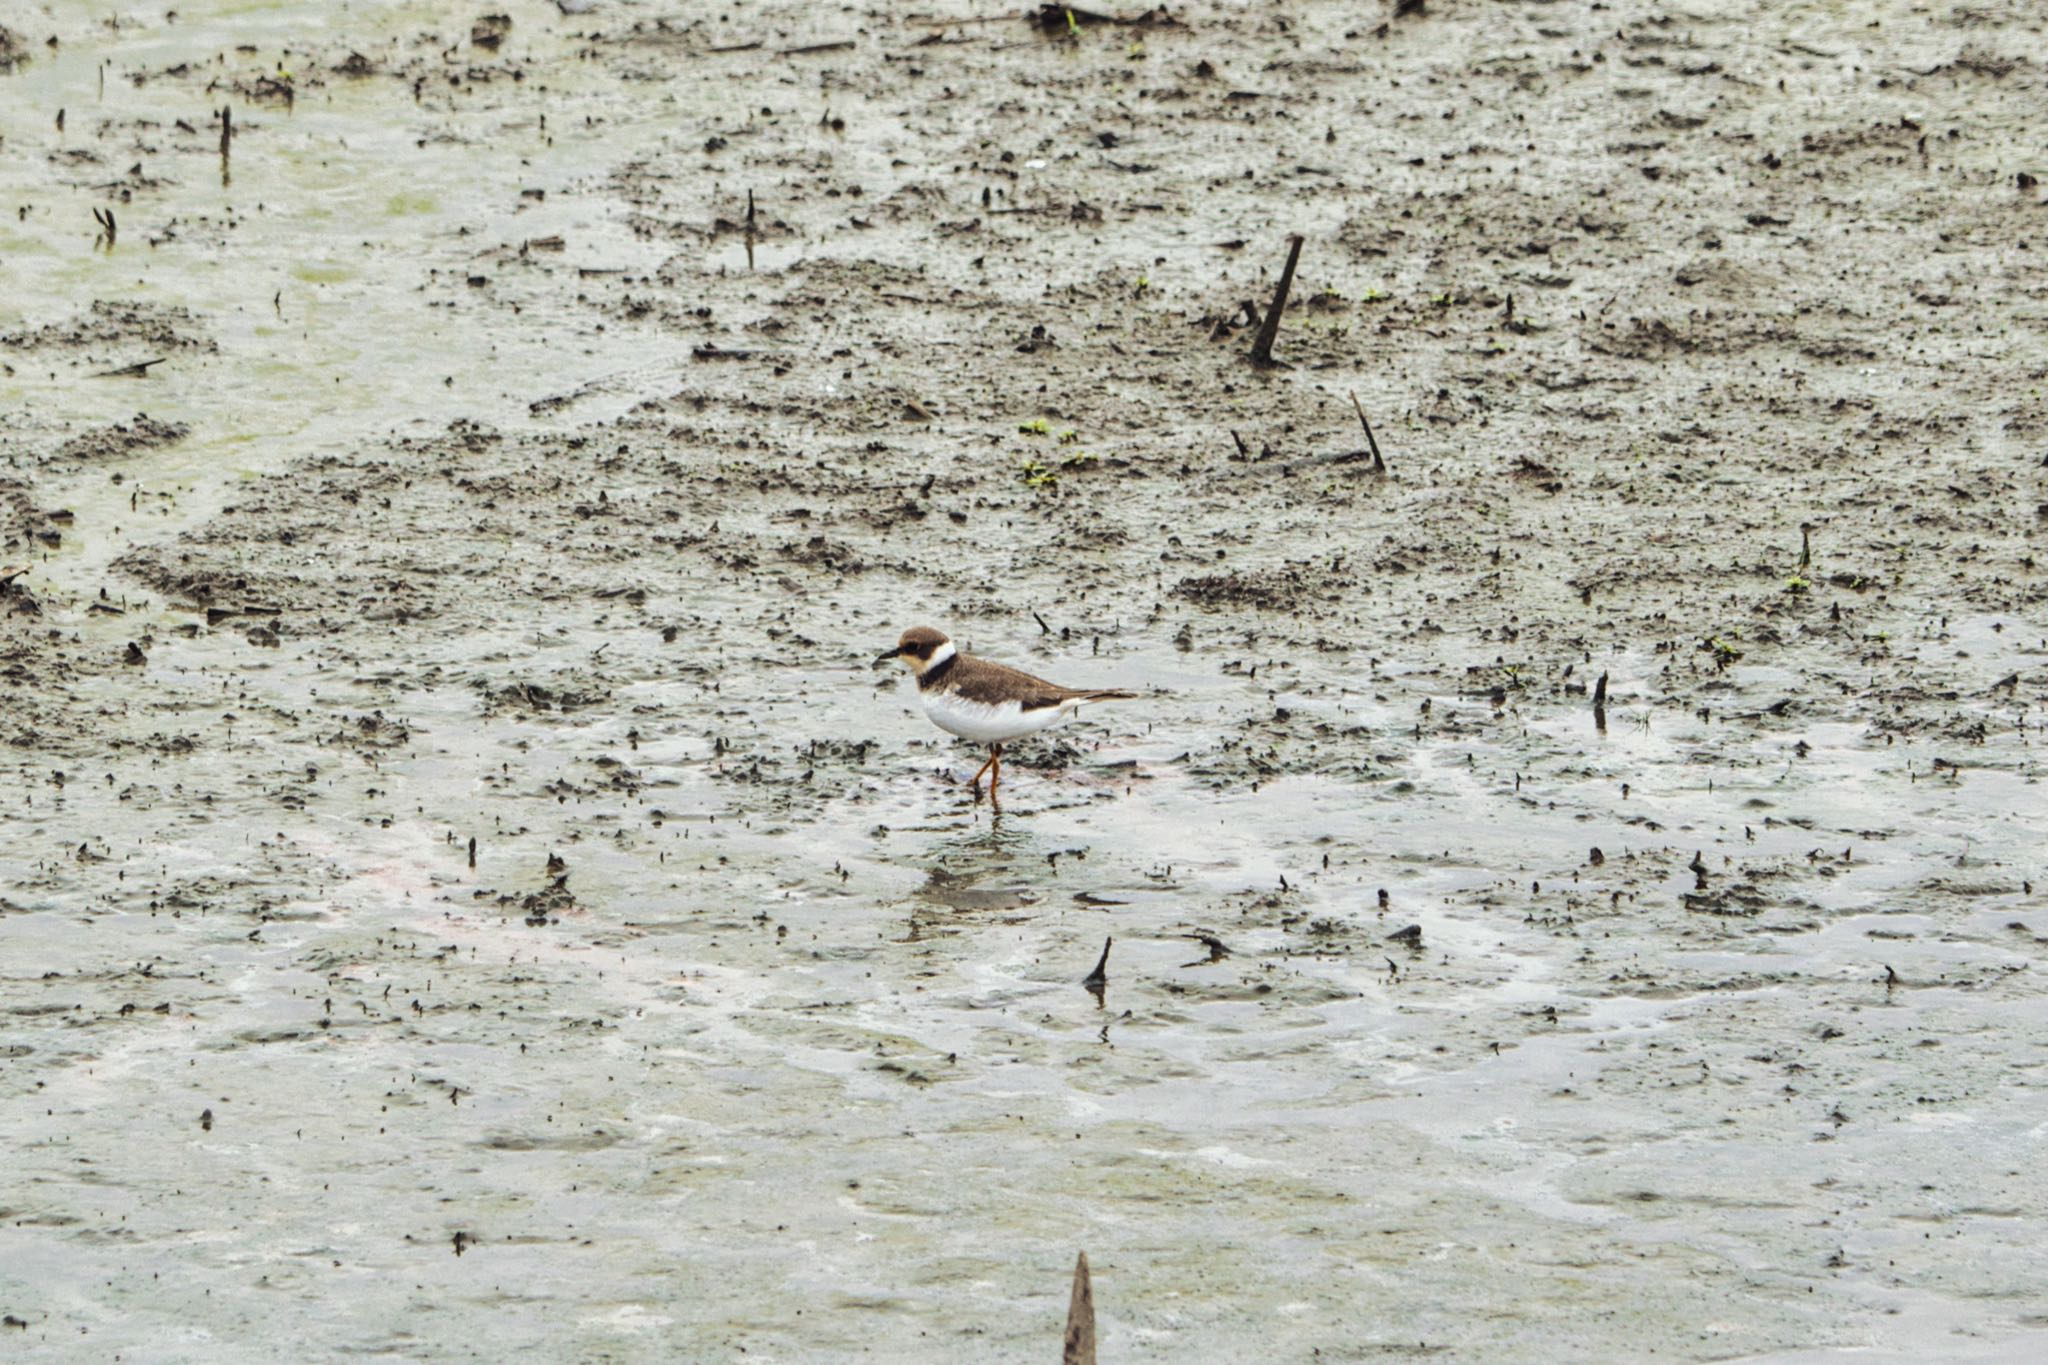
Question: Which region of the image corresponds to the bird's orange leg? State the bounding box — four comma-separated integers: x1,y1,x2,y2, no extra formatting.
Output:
968,745,998,801
987,744,1003,810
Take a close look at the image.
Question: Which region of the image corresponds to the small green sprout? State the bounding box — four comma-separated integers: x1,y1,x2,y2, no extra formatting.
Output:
1784,574,1811,594
1017,418,1051,437
1020,457,1058,488
1057,428,1080,445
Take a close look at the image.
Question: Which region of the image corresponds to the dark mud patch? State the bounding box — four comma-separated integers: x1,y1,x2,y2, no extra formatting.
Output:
1,300,216,358
52,414,190,464
1,479,70,559
1173,561,1359,615
477,675,612,717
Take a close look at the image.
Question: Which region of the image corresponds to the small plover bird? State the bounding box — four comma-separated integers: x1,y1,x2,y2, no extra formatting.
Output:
877,625,1134,807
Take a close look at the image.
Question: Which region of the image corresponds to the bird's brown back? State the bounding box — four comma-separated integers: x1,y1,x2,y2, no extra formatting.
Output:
925,651,1134,710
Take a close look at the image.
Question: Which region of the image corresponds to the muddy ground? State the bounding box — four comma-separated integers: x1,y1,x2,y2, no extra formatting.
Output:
3,1,2046,1360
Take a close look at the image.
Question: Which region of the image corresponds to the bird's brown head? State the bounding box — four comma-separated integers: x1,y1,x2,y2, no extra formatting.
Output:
876,625,953,674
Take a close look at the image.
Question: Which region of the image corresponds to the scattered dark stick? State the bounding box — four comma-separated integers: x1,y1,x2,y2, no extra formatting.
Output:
1035,3,1171,29
1063,1252,1097,1365
781,40,855,55
92,205,116,247
1033,610,1051,635
1799,523,1812,569
1248,234,1303,368
467,836,477,869
707,40,764,53
1180,932,1229,967
1593,670,1609,730
1082,936,1111,990
1348,390,1388,473
92,358,163,378
220,105,231,157
1230,429,1249,458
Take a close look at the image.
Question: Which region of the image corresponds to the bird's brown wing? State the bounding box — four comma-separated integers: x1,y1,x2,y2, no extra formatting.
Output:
948,654,1111,711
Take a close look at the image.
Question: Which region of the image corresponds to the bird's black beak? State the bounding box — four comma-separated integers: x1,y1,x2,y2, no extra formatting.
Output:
874,646,902,664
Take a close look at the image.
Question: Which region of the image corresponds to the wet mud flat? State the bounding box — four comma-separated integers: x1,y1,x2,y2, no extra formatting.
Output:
3,1,2047,1360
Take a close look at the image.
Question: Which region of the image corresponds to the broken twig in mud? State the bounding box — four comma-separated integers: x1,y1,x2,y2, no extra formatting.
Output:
1082,936,1111,992
1034,3,1178,30
1348,390,1388,473
91,205,116,249
1593,670,1609,730
1063,1252,1097,1365
1248,234,1303,368
1181,932,1229,966
92,357,164,378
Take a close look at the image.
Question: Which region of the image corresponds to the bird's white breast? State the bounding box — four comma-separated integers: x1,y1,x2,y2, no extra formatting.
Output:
921,687,1071,743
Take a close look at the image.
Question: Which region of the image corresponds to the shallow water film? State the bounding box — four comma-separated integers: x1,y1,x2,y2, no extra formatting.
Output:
3,1,2046,1360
